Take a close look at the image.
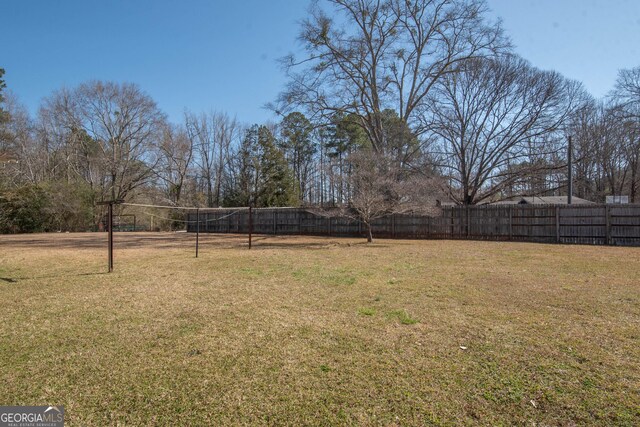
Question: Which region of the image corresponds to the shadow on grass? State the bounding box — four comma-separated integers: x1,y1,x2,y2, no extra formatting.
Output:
0,232,392,251
1,272,109,283
248,236,391,250
0,232,246,250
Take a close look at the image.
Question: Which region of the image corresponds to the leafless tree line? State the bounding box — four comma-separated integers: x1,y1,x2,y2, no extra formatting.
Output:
1,0,640,234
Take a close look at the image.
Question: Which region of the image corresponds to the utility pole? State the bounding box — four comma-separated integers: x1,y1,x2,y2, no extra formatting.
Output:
568,135,573,205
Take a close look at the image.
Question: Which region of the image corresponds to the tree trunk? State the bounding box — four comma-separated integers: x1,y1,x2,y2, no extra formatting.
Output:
366,222,373,243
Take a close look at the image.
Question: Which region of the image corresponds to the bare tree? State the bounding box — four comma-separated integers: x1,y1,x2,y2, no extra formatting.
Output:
155,124,194,205
334,150,438,242
567,101,604,200
185,111,239,207
43,81,166,202
428,55,584,205
276,0,507,153
613,66,640,114
611,66,640,201
568,98,640,203
0,94,38,185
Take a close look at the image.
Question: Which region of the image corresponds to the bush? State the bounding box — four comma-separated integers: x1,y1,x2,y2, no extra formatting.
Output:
46,181,97,232
0,184,52,233
0,181,97,233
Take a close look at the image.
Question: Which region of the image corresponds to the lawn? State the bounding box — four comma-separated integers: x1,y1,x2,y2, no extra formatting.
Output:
0,233,639,426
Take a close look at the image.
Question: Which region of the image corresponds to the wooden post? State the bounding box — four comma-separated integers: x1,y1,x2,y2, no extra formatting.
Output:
449,208,454,237
391,214,396,238
605,205,611,245
195,208,200,258
97,199,123,272
508,206,513,240
555,206,561,243
108,202,113,272
248,206,252,249
466,206,470,238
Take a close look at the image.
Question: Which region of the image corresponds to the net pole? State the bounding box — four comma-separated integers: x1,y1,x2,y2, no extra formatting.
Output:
248,206,252,250
108,202,114,272
196,208,200,258
568,135,573,205
97,199,122,272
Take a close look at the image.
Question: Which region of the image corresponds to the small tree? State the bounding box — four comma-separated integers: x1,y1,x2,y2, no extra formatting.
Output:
339,150,438,242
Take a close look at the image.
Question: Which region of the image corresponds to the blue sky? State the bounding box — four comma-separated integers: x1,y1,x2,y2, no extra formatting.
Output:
3,0,640,124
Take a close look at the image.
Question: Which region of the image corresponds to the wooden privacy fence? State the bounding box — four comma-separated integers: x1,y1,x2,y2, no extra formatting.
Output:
186,205,640,246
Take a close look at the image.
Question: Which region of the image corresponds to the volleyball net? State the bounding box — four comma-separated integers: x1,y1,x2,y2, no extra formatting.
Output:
98,201,254,272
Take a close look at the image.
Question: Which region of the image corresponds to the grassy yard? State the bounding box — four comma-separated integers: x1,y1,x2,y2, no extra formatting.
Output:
0,233,639,426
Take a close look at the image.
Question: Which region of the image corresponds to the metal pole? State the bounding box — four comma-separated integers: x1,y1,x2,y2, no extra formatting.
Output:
108,202,113,272
196,208,200,258
248,206,252,249
568,135,573,205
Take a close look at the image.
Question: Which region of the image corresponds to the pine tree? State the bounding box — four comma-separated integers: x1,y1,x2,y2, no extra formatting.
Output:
225,125,298,207
279,112,316,201
258,127,299,207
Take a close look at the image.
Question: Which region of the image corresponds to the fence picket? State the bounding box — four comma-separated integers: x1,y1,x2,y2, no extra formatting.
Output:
186,205,640,246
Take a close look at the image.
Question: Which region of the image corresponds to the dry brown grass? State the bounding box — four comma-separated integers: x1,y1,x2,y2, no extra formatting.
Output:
1,232,639,426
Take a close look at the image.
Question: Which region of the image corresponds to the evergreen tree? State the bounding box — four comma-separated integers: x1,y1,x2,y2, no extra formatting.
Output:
258,127,299,207
0,68,10,147
225,125,298,207
279,112,316,202
0,68,6,111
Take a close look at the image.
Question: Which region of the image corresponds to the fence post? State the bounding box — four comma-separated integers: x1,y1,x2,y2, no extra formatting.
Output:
427,216,431,237
248,206,252,249
449,208,454,237
466,206,470,238
509,206,513,240
195,208,200,258
392,214,396,238
605,205,611,245
555,206,560,243
273,210,277,235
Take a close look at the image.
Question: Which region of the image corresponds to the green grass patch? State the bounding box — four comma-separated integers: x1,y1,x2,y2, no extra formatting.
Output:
387,309,418,325
358,307,376,316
